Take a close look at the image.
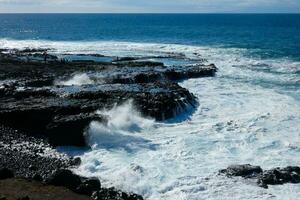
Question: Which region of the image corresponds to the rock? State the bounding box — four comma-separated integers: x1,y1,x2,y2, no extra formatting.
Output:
164,64,217,80
28,165,37,171
0,125,144,199
76,178,101,195
46,113,105,146
114,60,164,67
91,188,143,200
221,164,300,189
113,57,137,62
71,157,82,166
0,125,72,180
32,173,43,182
46,169,82,191
219,164,263,177
17,196,30,200
102,63,217,84
258,166,300,188
0,82,197,146
0,168,14,180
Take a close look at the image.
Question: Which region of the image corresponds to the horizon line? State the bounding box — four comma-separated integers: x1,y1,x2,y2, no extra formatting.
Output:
0,12,300,14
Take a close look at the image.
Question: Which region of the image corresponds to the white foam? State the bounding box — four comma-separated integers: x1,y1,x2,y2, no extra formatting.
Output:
55,73,94,86
85,100,154,150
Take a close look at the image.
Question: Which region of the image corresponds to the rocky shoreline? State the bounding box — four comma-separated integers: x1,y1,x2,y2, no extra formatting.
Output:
0,125,143,200
0,49,217,146
1,48,299,199
0,48,216,199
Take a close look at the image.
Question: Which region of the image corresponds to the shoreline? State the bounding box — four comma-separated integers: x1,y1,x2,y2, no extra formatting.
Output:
0,48,216,199
1,48,299,199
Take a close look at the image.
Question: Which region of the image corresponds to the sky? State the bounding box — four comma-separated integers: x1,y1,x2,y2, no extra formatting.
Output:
0,0,300,13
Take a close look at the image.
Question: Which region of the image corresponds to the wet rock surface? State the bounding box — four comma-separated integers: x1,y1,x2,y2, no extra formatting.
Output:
0,49,216,146
220,164,300,188
219,164,263,178
0,49,217,199
257,166,300,188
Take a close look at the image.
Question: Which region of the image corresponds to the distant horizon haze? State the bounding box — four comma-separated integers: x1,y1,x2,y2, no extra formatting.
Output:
0,0,299,13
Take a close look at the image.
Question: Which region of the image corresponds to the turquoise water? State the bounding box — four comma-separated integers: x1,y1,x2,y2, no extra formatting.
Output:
1,14,300,200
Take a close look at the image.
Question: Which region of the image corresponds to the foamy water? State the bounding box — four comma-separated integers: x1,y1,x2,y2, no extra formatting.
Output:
2,39,300,200
55,73,94,86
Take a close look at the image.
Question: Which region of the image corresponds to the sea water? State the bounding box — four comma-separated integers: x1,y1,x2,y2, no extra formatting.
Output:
0,14,300,200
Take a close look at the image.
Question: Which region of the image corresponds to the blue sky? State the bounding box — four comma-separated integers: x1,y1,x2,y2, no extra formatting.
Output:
0,0,300,13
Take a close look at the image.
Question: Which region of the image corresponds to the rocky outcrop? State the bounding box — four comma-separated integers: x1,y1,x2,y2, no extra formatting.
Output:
91,188,144,200
0,49,218,199
219,164,263,178
1,50,206,146
0,82,196,146
0,125,143,200
220,164,300,189
46,169,143,199
76,178,101,195
0,125,73,179
257,166,300,188
0,168,14,180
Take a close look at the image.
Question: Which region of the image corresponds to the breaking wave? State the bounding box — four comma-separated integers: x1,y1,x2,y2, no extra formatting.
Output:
85,100,155,151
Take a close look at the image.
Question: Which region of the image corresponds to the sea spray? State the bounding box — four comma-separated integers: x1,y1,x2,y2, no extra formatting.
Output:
85,100,155,150
55,73,94,86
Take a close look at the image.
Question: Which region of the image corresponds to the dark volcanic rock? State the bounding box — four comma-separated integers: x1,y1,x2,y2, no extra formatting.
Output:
46,169,82,190
91,188,143,200
0,82,196,146
164,64,217,81
0,52,216,135
114,60,164,67
17,196,30,200
0,50,218,200
0,168,14,180
220,164,300,189
76,178,101,195
0,125,73,179
0,52,211,144
257,166,300,188
0,125,144,199
46,169,143,199
100,63,217,84
219,164,263,178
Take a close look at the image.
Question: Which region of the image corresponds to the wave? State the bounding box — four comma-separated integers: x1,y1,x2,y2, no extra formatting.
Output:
85,100,155,151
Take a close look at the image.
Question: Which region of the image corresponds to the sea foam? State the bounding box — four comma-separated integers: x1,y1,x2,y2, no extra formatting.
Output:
86,100,155,150
55,73,94,86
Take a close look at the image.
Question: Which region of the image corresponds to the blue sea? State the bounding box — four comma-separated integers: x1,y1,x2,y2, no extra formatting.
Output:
1,14,300,199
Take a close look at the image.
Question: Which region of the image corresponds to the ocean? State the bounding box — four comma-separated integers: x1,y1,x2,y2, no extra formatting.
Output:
1,14,300,199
